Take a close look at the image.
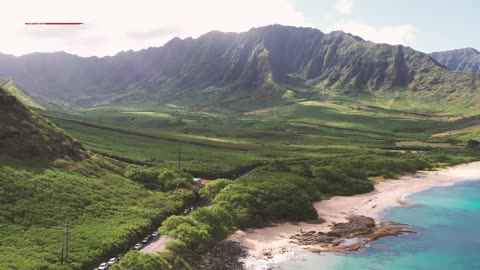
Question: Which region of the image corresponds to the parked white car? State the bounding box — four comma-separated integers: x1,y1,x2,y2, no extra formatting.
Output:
107,257,118,265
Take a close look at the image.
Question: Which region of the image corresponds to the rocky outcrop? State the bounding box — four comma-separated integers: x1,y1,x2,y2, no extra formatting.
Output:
291,215,414,253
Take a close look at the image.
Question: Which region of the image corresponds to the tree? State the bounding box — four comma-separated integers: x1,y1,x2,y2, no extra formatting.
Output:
160,215,213,254
158,169,194,191
124,165,158,189
169,223,211,252
160,216,197,233
159,208,235,269
199,179,233,200
190,207,234,241
124,166,193,191
214,181,317,228
110,251,172,270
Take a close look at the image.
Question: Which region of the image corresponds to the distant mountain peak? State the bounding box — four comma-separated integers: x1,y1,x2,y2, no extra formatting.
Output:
461,47,479,54
430,47,480,73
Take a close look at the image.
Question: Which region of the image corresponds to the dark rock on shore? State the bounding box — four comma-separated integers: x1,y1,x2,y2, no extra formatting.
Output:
199,240,248,270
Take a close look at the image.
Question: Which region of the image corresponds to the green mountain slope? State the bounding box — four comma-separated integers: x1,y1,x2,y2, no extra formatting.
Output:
0,86,87,161
0,78,43,109
0,25,479,113
430,48,480,73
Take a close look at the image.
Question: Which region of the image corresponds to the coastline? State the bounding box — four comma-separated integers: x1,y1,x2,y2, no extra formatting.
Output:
230,161,480,265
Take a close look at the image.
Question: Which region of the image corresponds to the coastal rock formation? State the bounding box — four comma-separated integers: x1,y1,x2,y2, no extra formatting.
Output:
291,215,414,252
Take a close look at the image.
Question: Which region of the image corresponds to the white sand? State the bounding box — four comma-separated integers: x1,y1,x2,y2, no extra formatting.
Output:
230,161,480,260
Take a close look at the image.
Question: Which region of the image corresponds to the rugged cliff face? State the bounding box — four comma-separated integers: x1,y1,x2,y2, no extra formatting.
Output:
0,25,478,110
0,86,87,161
430,48,480,73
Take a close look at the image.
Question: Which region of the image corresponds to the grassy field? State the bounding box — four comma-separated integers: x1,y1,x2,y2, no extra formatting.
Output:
40,99,476,178
315,90,480,116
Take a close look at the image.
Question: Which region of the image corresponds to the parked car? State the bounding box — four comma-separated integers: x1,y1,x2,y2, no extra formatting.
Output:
151,231,159,238
98,263,108,270
107,257,118,265
183,208,189,215
134,243,143,250
141,237,150,244
117,253,124,259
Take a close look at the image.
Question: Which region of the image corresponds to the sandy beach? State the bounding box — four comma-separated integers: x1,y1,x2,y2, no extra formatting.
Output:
230,161,480,262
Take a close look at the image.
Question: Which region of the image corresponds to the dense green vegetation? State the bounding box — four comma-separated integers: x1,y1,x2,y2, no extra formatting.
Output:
0,157,198,270
124,166,195,191
0,87,205,269
159,207,234,269
199,179,233,201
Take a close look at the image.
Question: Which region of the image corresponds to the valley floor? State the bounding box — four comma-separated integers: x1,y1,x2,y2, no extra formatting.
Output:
232,161,480,266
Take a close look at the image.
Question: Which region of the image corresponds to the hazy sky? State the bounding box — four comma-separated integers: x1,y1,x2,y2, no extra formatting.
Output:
2,0,478,56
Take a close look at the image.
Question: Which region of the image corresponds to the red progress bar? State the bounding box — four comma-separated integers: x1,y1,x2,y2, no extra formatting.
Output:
25,22,84,25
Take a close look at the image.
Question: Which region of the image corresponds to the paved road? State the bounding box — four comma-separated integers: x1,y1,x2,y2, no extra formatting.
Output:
141,236,171,254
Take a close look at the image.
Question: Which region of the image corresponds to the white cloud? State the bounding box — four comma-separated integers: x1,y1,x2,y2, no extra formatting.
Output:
1,0,309,57
336,0,354,15
333,21,416,46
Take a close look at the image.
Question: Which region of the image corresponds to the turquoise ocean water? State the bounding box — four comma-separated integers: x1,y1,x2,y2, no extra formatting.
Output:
268,179,480,270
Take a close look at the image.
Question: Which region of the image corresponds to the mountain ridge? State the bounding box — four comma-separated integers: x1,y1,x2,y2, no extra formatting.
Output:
0,24,478,111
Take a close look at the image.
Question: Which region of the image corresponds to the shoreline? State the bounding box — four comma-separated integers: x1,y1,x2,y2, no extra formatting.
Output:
230,161,480,265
